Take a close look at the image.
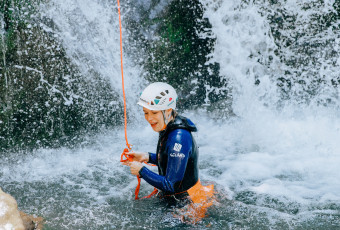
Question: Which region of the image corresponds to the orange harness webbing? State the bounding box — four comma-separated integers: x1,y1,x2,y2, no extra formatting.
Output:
117,0,157,200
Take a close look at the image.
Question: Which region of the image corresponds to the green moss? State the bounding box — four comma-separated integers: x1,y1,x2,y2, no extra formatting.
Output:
135,0,230,110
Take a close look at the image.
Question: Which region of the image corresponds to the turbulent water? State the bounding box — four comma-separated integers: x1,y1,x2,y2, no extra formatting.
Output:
1,0,340,229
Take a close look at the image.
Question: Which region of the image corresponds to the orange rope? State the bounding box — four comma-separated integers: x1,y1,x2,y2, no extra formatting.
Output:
117,0,131,151
117,0,158,200
120,148,158,200
117,0,137,198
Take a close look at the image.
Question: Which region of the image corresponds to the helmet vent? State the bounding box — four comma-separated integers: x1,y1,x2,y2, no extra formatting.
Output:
137,82,177,110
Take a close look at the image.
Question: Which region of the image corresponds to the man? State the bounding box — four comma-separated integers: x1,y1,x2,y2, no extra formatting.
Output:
123,82,214,222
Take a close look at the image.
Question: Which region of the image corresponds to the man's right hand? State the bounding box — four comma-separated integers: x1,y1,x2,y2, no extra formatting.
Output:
126,152,149,163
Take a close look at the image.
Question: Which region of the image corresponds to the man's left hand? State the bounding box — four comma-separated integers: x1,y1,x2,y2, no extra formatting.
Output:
123,161,143,176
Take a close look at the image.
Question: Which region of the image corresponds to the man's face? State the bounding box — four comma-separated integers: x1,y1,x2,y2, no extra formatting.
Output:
143,107,171,132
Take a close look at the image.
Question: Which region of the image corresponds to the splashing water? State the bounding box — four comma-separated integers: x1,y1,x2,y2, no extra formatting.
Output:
1,0,340,229
198,0,340,227
41,0,144,111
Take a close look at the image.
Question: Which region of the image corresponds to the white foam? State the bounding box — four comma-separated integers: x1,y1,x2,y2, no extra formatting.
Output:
42,0,144,114
198,0,340,204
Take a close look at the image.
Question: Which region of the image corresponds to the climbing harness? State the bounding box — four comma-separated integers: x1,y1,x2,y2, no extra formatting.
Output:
117,0,157,200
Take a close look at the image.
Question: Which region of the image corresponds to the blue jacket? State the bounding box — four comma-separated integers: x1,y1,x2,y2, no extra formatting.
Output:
139,115,199,195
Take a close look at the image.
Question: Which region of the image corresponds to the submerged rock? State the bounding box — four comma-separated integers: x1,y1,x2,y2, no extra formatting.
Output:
19,212,43,230
0,188,25,230
0,188,43,230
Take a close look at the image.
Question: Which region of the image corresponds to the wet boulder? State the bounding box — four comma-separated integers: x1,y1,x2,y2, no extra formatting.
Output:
0,188,25,230
19,211,44,230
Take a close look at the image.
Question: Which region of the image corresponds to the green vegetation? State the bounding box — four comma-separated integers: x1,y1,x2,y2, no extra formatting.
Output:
127,0,231,112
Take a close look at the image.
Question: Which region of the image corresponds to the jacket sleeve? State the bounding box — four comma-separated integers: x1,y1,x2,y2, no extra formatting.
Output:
148,152,157,164
139,129,192,193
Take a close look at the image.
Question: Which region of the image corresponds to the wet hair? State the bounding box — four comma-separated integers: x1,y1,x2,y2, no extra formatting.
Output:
172,109,178,118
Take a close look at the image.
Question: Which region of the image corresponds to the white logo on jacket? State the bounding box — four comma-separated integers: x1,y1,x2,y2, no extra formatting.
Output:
173,143,182,152
170,152,185,158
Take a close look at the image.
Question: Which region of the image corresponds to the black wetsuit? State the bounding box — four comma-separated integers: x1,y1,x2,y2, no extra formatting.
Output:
139,115,199,198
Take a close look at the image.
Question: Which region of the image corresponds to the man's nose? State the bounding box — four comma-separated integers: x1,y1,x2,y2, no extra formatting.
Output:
146,114,153,122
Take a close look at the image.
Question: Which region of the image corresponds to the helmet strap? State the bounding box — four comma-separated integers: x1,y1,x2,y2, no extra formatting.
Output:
162,110,172,126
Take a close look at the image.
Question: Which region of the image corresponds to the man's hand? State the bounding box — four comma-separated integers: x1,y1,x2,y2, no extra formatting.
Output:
123,161,144,176
125,152,149,163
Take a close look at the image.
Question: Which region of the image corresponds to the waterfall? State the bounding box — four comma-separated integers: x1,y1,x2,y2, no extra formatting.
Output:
199,0,340,213
1,0,340,229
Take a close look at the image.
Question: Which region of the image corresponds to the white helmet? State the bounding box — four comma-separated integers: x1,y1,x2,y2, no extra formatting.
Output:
137,82,177,110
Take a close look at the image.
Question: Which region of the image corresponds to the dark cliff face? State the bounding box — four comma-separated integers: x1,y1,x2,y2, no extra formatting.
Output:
126,0,230,111
263,0,340,103
0,0,122,151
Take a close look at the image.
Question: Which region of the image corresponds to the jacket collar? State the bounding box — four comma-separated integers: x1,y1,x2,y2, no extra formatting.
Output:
159,115,197,137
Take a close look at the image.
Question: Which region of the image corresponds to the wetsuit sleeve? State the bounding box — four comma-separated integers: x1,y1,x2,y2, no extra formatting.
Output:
139,129,192,193
148,152,157,164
